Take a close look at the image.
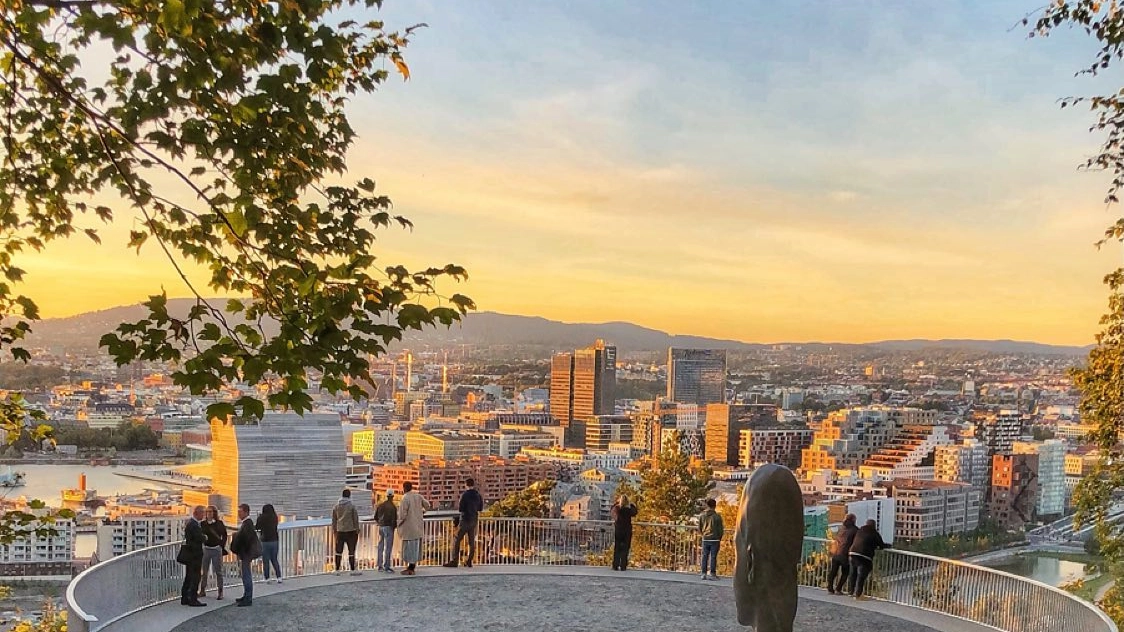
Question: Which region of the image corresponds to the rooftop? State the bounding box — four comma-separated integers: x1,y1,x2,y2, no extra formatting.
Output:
108,568,981,632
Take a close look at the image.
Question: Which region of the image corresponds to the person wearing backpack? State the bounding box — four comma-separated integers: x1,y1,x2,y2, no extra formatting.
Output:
826,514,858,595
230,503,261,607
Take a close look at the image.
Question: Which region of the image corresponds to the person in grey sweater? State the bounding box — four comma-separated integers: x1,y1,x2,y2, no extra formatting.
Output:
332,488,361,575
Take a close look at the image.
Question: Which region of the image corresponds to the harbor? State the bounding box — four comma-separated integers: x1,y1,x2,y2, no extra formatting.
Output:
112,468,210,490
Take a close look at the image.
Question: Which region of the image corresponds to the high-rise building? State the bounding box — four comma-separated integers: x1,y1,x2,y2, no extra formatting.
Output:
975,409,1024,455
667,348,727,407
989,452,1039,530
738,427,814,469
210,413,370,522
934,440,991,488
550,340,617,447
800,407,938,473
706,403,780,466
887,479,981,541
1013,440,1066,520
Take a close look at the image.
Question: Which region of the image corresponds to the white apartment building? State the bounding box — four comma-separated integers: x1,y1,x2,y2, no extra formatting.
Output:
0,507,74,564
96,515,186,560
1014,440,1067,519
888,479,981,541
825,497,897,544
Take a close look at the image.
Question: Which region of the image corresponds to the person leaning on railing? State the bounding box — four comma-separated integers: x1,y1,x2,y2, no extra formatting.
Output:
397,481,432,576
846,519,890,601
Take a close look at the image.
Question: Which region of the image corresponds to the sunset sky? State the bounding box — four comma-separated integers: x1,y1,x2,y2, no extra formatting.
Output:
21,1,1124,345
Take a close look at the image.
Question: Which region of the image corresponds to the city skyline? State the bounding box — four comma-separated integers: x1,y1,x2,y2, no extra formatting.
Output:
15,0,1124,346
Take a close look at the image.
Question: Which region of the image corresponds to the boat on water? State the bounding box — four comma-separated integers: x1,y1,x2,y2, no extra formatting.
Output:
62,473,97,503
0,467,24,488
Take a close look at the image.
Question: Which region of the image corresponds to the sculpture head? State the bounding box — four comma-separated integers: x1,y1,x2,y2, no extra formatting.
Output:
733,464,803,632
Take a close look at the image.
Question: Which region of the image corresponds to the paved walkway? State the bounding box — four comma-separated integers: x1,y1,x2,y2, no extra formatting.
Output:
100,567,993,632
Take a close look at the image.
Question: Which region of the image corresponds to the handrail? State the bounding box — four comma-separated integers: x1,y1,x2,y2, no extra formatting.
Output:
65,518,1116,632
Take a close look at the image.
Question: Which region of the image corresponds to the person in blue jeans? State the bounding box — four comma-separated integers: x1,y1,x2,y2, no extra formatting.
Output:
698,498,724,580
256,503,282,583
374,490,398,572
230,503,259,607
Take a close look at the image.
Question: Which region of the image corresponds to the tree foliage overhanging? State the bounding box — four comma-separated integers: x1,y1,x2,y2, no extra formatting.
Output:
1032,0,1124,612
1,0,474,422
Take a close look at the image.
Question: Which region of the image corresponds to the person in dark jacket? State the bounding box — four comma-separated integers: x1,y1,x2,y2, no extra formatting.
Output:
230,503,258,607
698,498,724,580
443,478,484,568
827,513,858,595
847,519,890,600
256,504,282,583
180,505,206,607
611,495,639,571
374,490,398,572
198,505,228,600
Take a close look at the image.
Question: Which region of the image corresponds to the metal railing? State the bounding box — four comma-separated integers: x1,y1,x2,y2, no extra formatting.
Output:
66,518,1116,632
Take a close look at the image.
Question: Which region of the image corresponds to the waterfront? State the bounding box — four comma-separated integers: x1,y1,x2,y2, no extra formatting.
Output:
982,552,1100,587
0,464,182,560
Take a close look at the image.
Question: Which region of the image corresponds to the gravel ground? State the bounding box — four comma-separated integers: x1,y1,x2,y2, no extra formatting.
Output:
171,575,940,632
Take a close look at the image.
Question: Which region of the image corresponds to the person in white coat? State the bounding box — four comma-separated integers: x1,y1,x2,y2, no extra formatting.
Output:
397,481,431,575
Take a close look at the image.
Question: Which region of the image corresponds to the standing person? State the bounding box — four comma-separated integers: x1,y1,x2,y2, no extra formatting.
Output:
827,514,858,595
374,489,398,573
256,504,282,583
397,481,431,576
847,519,890,600
179,505,206,607
698,498,724,580
332,488,362,576
611,495,639,571
230,503,260,607
199,505,228,600
443,478,484,568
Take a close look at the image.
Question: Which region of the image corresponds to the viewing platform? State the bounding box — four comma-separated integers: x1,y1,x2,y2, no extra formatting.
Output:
67,518,1116,632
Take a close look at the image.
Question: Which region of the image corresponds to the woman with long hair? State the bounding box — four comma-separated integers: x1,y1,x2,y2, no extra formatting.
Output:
256,504,282,583
198,505,228,599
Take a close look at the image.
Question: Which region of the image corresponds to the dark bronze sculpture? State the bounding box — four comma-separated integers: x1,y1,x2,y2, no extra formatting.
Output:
733,463,803,631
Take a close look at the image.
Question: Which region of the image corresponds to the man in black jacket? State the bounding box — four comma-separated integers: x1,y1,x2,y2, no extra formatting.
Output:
229,503,258,607
847,519,890,600
827,514,858,595
443,478,484,568
180,505,206,607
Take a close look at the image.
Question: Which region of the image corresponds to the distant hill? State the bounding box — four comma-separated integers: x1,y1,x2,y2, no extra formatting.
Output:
18,300,1092,356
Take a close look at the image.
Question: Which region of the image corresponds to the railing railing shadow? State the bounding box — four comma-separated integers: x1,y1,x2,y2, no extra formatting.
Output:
65,518,1116,632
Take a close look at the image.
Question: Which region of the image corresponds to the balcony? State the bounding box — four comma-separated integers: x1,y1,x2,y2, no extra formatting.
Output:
66,518,1115,632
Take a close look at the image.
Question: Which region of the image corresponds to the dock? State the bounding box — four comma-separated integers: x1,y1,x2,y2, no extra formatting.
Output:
113,469,211,490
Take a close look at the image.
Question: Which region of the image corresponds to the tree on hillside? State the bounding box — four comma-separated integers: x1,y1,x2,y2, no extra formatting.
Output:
2,1,472,421
634,438,714,524
1031,2,1124,624
484,480,556,519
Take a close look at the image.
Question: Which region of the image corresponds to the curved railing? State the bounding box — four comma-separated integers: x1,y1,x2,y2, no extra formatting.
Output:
66,517,1116,632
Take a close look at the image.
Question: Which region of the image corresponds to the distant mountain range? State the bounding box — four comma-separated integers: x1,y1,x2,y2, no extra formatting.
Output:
18,300,1093,356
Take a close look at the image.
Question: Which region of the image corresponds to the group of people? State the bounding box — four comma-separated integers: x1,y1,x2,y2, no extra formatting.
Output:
825,514,891,600
177,503,282,608
345,480,436,576
186,485,895,602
